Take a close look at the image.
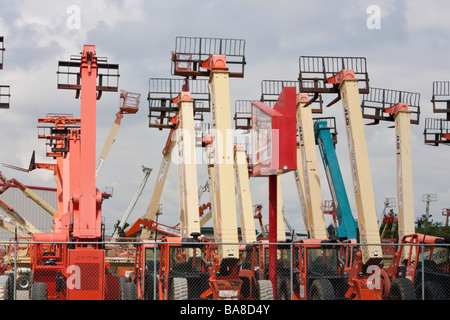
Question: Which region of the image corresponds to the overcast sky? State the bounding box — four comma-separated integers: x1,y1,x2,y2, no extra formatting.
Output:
1,0,450,237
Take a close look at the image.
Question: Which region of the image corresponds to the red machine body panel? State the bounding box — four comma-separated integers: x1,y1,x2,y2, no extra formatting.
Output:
251,87,297,177
67,247,105,300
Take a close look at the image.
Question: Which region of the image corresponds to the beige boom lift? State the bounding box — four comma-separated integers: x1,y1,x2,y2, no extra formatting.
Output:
299,56,382,266
0,171,56,217
172,35,246,272
234,145,257,243
361,87,420,251
111,165,152,240
132,77,210,239
424,81,450,146
95,90,140,178
0,199,41,235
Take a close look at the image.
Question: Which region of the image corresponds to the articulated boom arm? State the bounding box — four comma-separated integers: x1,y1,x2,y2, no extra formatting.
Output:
314,119,358,240
95,90,140,178
125,218,181,238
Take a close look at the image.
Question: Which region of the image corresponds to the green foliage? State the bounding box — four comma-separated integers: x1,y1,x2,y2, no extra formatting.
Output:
415,214,450,237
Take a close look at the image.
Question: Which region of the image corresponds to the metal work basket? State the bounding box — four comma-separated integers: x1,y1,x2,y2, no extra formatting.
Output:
260,79,323,113
171,37,246,78
299,56,369,94
361,87,420,125
57,55,119,99
313,117,338,145
119,90,141,114
234,100,255,130
0,85,10,109
423,117,450,146
147,78,210,129
431,81,450,115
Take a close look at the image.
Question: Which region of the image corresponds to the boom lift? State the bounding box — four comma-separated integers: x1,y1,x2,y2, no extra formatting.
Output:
170,36,258,300
36,114,81,234
234,145,257,244
298,56,384,300
383,81,450,299
0,213,32,238
0,171,56,217
135,77,209,239
95,90,140,178
0,198,41,235
125,73,217,299
0,36,10,109
361,87,420,247
30,45,120,300
111,166,152,240
314,117,358,240
385,233,450,300
424,81,450,145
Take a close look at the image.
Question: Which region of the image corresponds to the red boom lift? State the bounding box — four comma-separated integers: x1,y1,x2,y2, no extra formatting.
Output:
29,45,120,300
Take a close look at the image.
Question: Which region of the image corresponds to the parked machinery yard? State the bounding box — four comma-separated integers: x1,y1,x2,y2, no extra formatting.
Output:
1,36,450,301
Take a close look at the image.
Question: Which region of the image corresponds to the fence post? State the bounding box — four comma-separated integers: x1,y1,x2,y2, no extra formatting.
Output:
13,229,18,300
153,241,157,300
290,242,293,301
421,242,425,300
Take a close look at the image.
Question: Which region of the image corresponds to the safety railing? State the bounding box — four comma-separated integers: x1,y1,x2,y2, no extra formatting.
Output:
147,77,210,129
0,85,10,109
299,56,369,95
171,36,246,78
361,87,421,125
423,117,450,146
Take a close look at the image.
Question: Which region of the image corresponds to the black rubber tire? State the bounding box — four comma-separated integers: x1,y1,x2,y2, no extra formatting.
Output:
258,280,274,300
387,278,416,300
277,278,290,300
309,279,335,300
0,275,11,300
121,281,137,300
30,282,48,300
4,271,14,299
16,274,31,290
416,281,446,300
169,277,188,300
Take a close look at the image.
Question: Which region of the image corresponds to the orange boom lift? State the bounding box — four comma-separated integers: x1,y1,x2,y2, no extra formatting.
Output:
29,45,120,300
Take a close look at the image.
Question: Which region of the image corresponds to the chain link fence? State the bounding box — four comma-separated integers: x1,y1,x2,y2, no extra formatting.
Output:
0,239,449,300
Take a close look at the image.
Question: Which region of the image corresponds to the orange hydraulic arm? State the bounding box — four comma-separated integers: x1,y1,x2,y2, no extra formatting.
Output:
253,204,267,238
125,218,180,238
